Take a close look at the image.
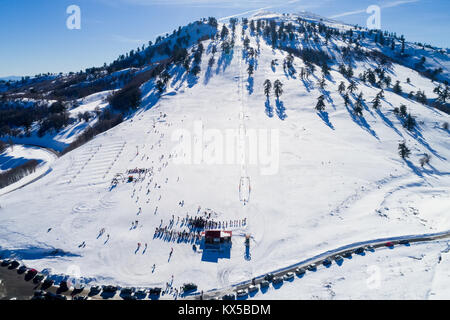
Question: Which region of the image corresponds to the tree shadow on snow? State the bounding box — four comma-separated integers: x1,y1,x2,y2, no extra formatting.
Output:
344,100,379,140
276,100,287,120
265,99,274,118
317,111,334,130
247,76,254,95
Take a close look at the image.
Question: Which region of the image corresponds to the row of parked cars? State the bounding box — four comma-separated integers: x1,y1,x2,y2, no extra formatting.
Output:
222,241,406,300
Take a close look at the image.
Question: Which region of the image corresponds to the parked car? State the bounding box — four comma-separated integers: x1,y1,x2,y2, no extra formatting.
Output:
334,255,344,262
59,280,69,292
45,292,67,301
25,269,38,280
8,260,20,269
41,279,54,290
73,295,88,301
355,247,365,254
121,287,135,295
222,294,235,300
307,264,317,271
272,276,283,285
322,258,332,266
1,259,12,267
183,283,198,293
89,285,101,296
283,272,295,281
33,290,45,297
236,289,248,298
149,287,162,296
135,289,147,297
264,273,274,282
33,273,45,284
17,265,28,274
399,240,409,245
385,242,394,247
365,245,375,251
248,285,258,293
260,280,270,289
295,267,305,276
102,285,118,293
343,251,352,258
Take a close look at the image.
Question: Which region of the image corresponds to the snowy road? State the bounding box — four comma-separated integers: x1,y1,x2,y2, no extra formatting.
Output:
186,230,450,300
0,144,58,196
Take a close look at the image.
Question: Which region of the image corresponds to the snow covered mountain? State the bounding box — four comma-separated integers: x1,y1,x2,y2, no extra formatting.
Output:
0,13,449,299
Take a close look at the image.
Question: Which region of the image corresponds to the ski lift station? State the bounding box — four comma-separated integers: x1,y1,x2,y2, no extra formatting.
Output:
202,230,232,251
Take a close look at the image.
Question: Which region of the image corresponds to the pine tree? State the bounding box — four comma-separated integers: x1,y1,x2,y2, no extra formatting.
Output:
419,154,431,168
347,81,358,94
321,63,330,77
398,142,411,159
403,113,416,131
315,95,326,111
247,63,254,77
263,79,272,98
399,104,407,117
372,95,381,109
393,80,402,94
208,56,215,68
354,103,363,116
355,92,365,113
338,82,346,95
318,76,326,89
343,93,350,107
274,80,283,99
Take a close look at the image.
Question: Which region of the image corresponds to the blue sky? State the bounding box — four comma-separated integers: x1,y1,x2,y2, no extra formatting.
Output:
1,0,449,77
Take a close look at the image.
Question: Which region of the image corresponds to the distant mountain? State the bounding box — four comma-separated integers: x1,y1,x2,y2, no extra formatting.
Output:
0,76,21,82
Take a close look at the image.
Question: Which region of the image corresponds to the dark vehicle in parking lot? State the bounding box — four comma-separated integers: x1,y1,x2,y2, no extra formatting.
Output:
31,294,45,301
33,273,45,284
334,255,344,262
236,289,248,298
283,272,295,281
1,259,12,267
222,294,235,300
343,251,352,258
33,290,45,297
149,287,162,296
135,289,147,298
41,279,54,290
295,267,305,275
322,258,332,266
58,280,69,292
385,242,395,247
272,276,283,285
260,280,270,289
17,265,28,274
121,287,135,295
45,292,67,301
248,285,258,293
399,240,409,245
89,285,101,296
264,273,274,282
73,296,88,300
307,264,317,271
355,247,365,254
102,285,118,293
183,283,198,293
8,260,20,269
25,269,38,281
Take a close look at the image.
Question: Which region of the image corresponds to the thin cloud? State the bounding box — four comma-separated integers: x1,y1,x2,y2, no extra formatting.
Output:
330,0,420,19
112,34,147,45
218,0,303,21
